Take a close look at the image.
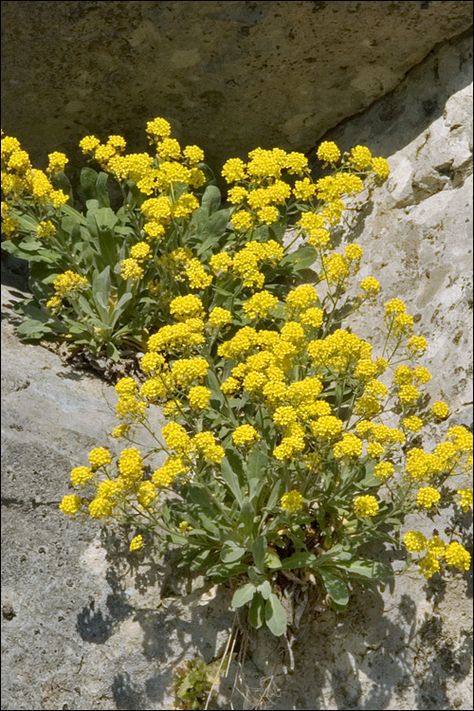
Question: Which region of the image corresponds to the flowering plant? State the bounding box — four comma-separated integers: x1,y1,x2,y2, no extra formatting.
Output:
49,126,472,639
1,122,228,359
2,122,387,363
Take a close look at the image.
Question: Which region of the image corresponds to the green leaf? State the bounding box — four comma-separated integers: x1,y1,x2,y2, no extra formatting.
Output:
80,167,100,201
264,478,283,512
318,570,350,607
95,172,111,207
342,560,392,580
111,292,133,326
188,549,211,572
53,171,73,200
16,318,53,339
313,544,352,567
249,593,265,629
94,207,118,232
231,583,257,609
280,244,317,271
220,457,244,507
206,561,248,582
251,536,267,574
239,501,256,537
264,594,287,637
257,580,272,600
92,266,111,317
201,185,221,214
206,369,225,406
264,549,282,570
220,541,246,564
280,551,317,570
246,446,266,502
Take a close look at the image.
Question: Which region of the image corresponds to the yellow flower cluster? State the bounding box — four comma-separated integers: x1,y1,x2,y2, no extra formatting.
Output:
308,329,372,374
70,466,94,487
88,447,112,470
231,240,284,290
280,490,304,513
243,291,279,320
232,424,260,447
47,271,88,310
170,294,204,321
416,486,441,509
208,307,232,328
120,258,144,281
47,119,469,600
188,386,211,410
353,495,379,517
333,433,363,459
457,488,473,512
403,532,471,578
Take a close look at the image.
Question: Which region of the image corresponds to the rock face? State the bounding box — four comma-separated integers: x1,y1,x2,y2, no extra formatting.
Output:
325,31,473,425
1,1,472,171
1,20,473,711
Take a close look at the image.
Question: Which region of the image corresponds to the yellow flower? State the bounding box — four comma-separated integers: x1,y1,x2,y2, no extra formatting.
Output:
137,481,156,509
374,461,395,480
257,205,279,224
70,466,94,487
333,434,363,459
418,552,441,579
360,276,380,296
129,535,144,552
120,258,144,281
130,242,152,261
222,158,247,183
444,542,471,571
407,335,428,355
243,291,278,320
431,401,450,419
348,145,372,170
183,145,204,164
402,416,423,433
115,377,138,395
79,136,100,153
316,141,341,163
231,210,253,231
208,307,232,328
36,220,56,239
385,298,406,315
353,495,379,517
59,494,82,516
188,386,211,410
210,253,233,274
457,489,473,512
371,156,390,181
170,294,204,321
311,415,343,440
280,490,304,513
89,497,113,519
88,447,112,470
232,424,260,447
416,487,441,509
47,151,68,174
403,530,427,553
146,116,172,139
398,384,420,405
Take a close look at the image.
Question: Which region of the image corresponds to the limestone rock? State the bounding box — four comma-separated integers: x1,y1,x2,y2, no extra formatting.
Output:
1,1,472,170
324,31,473,423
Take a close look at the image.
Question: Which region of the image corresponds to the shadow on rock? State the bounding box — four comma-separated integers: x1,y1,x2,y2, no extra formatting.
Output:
112,672,148,711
